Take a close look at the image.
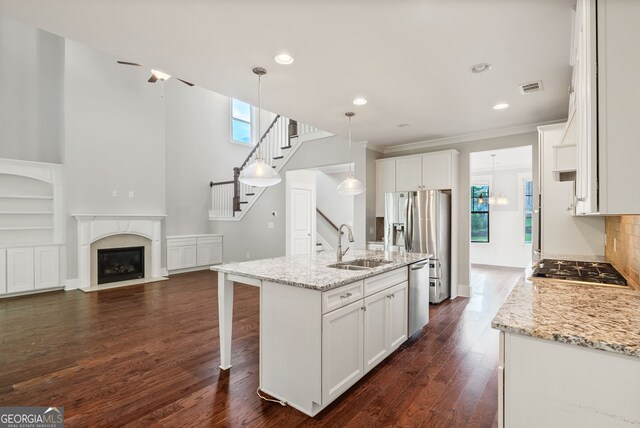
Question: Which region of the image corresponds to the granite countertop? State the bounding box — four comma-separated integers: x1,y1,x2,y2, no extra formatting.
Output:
492,275,640,358
211,250,429,291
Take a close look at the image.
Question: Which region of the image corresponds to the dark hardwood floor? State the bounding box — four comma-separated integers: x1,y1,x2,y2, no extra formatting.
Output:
0,265,523,427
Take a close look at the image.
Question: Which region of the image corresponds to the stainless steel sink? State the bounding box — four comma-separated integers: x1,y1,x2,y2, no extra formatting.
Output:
327,259,393,270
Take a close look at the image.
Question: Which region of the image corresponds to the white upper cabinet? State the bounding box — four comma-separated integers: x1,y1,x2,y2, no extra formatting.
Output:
421,152,453,190
376,150,458,218
395,156,422,192
573,0,640,215
375,159,396,217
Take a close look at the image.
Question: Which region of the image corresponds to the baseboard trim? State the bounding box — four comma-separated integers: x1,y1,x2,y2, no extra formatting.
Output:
457,283,471,298
65,278,80,291
0,287,64,299
167,265,218,275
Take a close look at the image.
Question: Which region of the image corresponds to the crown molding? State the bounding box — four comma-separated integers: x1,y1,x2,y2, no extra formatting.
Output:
382,119,566,155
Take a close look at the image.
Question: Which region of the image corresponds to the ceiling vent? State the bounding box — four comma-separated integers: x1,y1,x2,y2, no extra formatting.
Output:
518,80,543,95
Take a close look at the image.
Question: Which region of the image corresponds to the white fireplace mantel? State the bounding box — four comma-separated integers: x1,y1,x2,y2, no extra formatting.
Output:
73,214,166,289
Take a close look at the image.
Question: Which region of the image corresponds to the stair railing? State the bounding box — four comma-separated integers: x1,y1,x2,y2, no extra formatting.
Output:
317,208,343,234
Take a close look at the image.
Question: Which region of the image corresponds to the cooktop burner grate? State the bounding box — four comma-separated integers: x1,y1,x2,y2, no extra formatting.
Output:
532,259,627,286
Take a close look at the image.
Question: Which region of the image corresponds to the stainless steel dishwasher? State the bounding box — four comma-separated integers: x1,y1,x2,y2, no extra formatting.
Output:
408,260,429,337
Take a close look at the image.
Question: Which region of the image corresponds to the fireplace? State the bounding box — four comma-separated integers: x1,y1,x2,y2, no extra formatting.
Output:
97,246,145,284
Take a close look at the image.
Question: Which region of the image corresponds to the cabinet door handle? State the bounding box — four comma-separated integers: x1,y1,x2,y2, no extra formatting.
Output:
340,292,352,299
568,86,574,94
361,306,366,311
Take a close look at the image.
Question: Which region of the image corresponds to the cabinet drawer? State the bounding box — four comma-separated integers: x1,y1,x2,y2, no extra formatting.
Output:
167,237,197,247
364,268,408,297
322,281,364,314
197,236,222,245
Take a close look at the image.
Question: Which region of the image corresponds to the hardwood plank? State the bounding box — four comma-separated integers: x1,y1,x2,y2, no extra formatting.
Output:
0,265,523,427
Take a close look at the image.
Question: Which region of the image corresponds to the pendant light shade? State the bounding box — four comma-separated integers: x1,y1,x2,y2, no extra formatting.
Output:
238,67,281,187
239,158,282,187
337,174,365,195
337,112,365,196
488,154,508,206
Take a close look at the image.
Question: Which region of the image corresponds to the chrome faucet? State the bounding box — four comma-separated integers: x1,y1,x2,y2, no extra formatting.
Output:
337,224,355,262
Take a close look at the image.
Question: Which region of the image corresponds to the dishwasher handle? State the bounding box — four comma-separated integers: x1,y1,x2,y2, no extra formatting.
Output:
410,261,429,270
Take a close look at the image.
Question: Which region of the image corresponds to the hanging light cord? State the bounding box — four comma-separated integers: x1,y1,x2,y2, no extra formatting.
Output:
348,114,352,175
256,73,262,160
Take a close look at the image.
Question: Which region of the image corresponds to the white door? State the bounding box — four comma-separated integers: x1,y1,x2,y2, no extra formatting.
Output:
291,188,312,256
364,289,389,373
388,281,409,352
322,300,364,406
34,246,60,289
7,247,34,293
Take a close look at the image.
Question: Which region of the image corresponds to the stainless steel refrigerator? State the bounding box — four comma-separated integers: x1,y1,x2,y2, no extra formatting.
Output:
384,190,452,304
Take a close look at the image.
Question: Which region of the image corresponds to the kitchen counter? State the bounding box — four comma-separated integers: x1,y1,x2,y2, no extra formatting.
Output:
211,249,428,291
492,274,640,358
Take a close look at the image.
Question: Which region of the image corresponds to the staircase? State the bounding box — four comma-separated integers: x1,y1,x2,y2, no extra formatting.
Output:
209,116,332,221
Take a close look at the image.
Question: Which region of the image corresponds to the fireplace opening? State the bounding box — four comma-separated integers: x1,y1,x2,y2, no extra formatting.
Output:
97,246,144,284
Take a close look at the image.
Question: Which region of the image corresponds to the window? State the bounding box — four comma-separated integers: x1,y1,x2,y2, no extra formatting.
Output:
231,99,252,144
471,185,490,243
524,180,533,244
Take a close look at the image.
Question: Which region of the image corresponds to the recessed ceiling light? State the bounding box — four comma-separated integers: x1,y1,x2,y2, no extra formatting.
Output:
397,123,410,128
151,69,171,81
470,63,492,73
353,97,367,106
274,53,294,65
493,103,510,110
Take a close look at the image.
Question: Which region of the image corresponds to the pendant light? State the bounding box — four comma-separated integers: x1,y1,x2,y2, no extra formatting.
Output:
239,67,281,187
337,112,365,196
488,154,508,206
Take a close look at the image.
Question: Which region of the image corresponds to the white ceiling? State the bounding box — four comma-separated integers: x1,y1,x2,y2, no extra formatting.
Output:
470,145,533,172
0,0,573,150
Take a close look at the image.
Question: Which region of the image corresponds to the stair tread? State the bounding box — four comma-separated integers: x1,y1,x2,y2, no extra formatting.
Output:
239,201,248,204
281,145,292,149
245,193,255,196
273,155,284,160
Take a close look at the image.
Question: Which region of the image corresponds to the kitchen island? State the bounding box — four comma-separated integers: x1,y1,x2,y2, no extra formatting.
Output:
492,270,640,427
211,250,428,416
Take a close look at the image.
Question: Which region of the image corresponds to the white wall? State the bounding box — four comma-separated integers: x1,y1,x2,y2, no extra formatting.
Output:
0,16,64,163
315,170,354,244
211,135,367,262
64,39,166,278
470,167,533,268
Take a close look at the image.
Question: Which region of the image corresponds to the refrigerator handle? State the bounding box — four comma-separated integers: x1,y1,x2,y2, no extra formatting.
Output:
405,194,413,252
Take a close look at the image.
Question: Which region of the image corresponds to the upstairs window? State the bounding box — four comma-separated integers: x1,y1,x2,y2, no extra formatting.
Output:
231,99,252,144
524,180,533,244
471,185,490,243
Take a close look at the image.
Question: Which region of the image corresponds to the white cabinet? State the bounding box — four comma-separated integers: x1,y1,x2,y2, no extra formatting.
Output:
571,0,640,215
387,281,409,351
421,152,452,190
499,332,640,427
261,266,411,415
363,289,389,372
395,156,422,192
7,247,34,293
376,150,458,216
375,159,396,217
0,249,5,294
34,246,59,289
197,236,223,266
166,234,222,271
363,280,409,374
322,300,364,405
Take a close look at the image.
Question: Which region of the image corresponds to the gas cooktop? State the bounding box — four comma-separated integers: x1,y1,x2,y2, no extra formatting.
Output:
531,259,628,287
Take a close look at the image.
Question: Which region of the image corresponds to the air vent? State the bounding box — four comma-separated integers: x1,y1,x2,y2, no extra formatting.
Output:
518,80,543,95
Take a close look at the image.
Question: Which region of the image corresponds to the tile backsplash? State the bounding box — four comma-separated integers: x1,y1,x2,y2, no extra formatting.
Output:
605,215,640,285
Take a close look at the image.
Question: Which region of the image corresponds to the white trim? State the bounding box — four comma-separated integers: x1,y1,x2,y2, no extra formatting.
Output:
517,172,533,246
382,120,565,154
167,265,216,275
457,283,471,298
64,278,79,291
0,286,64,299
74,214,164,290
